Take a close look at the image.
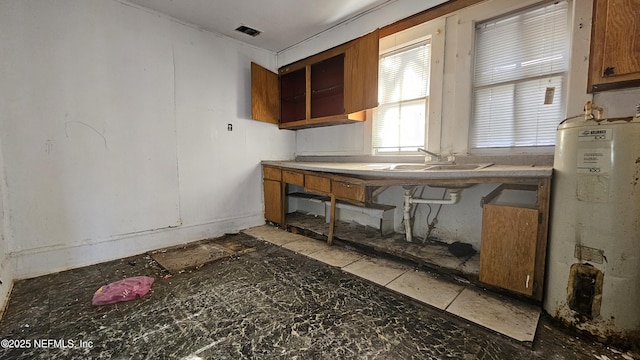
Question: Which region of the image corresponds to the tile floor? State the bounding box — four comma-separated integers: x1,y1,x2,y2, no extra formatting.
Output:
243,225,540,343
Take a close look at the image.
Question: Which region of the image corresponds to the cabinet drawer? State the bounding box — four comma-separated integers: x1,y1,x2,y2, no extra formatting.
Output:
282,169,304,186
332,180,365,203
305,174,331,194
263,166,281,181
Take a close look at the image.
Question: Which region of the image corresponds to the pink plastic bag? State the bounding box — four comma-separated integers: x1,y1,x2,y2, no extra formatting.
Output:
92,276,155,305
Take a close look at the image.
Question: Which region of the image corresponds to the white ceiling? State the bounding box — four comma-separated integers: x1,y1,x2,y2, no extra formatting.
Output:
127,0,394,52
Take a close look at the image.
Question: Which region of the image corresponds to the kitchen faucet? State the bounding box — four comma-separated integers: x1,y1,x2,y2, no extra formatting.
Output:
417,148,454,164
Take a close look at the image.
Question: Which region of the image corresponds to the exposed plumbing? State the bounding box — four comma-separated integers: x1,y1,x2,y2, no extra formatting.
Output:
583,100,603,121
424,196,445,242
402,187,463,242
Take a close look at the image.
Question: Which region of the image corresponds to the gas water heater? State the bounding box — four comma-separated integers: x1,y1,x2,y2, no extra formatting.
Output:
544,114,640,345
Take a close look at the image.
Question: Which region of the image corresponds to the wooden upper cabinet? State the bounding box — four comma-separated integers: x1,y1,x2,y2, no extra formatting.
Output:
588,0,640,92
251,29,379,129
251,62,280,124
345,29,379,113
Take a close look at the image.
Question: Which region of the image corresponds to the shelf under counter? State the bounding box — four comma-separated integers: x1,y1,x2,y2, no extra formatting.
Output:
260,161,552,302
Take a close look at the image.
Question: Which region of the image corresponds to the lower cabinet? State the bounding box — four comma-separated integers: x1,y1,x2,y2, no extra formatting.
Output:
263,165,551,300
479,204,538,296
263,166,283,225
262,166,368,226
263,179,283,225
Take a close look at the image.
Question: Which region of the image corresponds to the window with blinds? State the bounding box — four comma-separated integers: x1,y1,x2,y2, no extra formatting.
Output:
373,40,431,154
470,1,569,149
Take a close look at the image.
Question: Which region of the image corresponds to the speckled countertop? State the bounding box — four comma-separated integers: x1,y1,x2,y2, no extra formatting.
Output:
261,160,552,180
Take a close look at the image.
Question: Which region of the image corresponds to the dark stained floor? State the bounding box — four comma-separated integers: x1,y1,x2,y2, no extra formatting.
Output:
0,233,633,359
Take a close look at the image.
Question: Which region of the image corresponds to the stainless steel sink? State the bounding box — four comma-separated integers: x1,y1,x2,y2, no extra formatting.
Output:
382,163,493,171
384,164,430,171
425,163,493,170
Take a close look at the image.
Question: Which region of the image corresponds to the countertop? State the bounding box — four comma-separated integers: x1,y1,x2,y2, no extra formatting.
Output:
262,161,553,181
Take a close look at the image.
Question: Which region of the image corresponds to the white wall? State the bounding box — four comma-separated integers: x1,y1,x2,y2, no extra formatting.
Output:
0,135,14,314
0,0,296,280
276,0,448,67
279,0,640,248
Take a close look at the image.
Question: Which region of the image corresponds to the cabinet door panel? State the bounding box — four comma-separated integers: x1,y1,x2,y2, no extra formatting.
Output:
251,62,280,124
588,0,640,91
479,204,538,296
263,179,283,225
344,29,379,113
601,0,640,78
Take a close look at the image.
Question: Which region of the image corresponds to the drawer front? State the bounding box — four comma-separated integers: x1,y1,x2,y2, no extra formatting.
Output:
332,180,365,202
282,169,304,186
263,166,281,181
305,174,331,194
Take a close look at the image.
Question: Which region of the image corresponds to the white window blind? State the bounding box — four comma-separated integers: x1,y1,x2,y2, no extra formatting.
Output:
471,1,569,149
373,40,431,153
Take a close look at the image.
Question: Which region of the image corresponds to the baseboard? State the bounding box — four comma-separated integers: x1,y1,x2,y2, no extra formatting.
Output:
11,213,265,280
0,255,16,320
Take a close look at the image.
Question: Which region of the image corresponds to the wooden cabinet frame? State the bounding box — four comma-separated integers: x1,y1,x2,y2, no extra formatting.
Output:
262,164,551,301
261,165,372,244
251,30,379,129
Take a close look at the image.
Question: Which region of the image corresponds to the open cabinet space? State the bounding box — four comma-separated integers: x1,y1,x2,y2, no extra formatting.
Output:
251,30,379,130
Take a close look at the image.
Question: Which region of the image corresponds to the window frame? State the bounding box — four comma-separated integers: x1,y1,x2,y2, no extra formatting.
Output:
367,0,585,158
469,0,570,151
444,0,579,156
373,39,431,155
372,18,446,157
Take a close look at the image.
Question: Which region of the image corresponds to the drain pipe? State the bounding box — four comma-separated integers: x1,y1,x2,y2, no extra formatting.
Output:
402,188,463,242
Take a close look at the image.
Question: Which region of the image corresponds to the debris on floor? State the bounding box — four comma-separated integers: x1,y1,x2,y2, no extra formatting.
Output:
448,241,476,257
149,235,255,274
92,276,155,305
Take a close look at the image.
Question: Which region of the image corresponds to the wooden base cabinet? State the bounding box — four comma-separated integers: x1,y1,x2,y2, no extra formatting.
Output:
263,166,283,225
479,182,549,301
479,204,538,296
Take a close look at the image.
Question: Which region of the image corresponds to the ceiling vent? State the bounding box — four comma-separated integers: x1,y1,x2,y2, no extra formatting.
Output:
235,25,261,37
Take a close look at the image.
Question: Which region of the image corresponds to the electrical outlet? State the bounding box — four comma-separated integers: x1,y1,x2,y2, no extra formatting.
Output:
227,124,233,131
